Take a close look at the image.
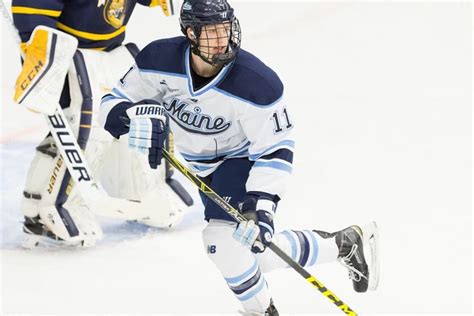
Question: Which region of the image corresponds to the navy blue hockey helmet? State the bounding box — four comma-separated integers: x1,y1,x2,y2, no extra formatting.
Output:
180,0,241,66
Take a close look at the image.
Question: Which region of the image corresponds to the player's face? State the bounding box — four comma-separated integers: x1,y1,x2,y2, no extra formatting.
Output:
198,22,231,59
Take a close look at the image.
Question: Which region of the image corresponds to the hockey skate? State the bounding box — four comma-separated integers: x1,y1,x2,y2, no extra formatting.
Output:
238,298,279,316
22,216,89,248
265,299,279,316
23,216,65,248
315,221,379,292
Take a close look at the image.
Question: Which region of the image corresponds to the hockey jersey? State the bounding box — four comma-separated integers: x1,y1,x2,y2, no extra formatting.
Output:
12,0,160,51
100,36,295,198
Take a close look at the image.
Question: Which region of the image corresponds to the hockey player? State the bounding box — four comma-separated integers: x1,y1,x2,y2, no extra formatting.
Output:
11,0,193,248
100,0,379,314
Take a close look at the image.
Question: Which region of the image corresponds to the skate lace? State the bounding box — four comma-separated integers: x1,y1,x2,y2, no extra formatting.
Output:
338,244,367,282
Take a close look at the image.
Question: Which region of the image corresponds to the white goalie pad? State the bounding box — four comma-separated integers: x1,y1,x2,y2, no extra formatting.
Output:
64,45,188,228
36,200,103,248
19,39,190,250
13,26,78,115
94,135,185,228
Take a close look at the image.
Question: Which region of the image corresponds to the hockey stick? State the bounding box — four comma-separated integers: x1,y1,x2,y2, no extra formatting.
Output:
161,149,358,316
0,1,160,224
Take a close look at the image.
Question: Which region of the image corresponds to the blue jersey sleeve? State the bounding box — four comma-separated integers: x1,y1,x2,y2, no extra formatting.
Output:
12,0,64,43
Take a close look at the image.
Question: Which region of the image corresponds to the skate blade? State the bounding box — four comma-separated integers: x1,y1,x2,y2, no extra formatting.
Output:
361,221,380,291
22,234,85,249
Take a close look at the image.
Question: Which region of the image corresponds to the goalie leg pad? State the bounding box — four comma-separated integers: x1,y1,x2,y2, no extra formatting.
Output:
98,137,186,228
21,135,60,218
23,202,103,249
20,50,101,245
59,45,190,228
21,136,102,247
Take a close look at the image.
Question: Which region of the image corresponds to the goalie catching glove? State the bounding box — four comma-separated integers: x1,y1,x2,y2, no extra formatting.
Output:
13,26,78,115
233,193,278,253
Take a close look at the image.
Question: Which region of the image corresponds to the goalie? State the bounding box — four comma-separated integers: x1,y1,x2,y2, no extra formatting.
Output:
10,0,193,248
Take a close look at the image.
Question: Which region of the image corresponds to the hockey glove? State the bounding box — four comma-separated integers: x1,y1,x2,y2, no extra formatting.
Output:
125,100,169,169
233,193,278,253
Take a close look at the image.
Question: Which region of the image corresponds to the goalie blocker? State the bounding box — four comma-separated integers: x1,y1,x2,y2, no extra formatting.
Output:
16,26,193,248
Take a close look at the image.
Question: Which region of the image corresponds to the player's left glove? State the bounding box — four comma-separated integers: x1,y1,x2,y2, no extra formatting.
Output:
125,100,169,169
233,193,278,253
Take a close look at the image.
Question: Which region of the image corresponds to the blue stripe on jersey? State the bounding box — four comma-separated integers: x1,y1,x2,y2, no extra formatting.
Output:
259,148,293,164
249,140,295,161
190,164,215,172
101,94,117,103
254,160,292,173
228,147,249,159
224,260,258,286
180,141,251,161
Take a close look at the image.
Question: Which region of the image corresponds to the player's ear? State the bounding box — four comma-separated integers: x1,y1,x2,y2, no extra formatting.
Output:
186,27,200,48
187,27,196,41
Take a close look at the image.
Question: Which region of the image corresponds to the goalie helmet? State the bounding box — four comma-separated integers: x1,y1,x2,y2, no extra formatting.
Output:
180,0,241,66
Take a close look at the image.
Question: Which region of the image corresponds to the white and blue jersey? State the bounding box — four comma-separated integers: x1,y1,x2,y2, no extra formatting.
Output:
100,36,294,199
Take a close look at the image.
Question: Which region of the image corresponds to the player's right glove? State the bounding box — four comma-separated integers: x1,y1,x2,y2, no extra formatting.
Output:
233,193,278,253
125,100,169,169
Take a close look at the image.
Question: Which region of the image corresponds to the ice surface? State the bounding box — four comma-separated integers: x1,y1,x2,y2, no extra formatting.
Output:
1,1,471,315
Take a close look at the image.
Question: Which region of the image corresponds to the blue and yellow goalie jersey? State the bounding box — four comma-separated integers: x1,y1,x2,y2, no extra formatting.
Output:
12,0,173,51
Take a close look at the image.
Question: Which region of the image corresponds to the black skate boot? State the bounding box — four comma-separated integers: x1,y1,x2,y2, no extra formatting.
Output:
22,216,64,248
335,225,369,292
265,299,279,316
315,225,369,293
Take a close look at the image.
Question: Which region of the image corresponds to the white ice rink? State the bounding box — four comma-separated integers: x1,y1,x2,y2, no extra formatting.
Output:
1,1,472,315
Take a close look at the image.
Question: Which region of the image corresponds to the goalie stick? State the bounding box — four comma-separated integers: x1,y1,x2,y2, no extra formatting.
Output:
160,149,359,316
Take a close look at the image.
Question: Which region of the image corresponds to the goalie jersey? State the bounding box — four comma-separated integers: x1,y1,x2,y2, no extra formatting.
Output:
101,36,295,198
12,0,165,51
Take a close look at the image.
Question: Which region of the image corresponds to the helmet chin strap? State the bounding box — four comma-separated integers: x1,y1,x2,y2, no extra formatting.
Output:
211,50,235,66
190,41,233,68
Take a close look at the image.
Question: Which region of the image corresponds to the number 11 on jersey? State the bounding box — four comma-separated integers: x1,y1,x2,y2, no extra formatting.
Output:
271,108,292,134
